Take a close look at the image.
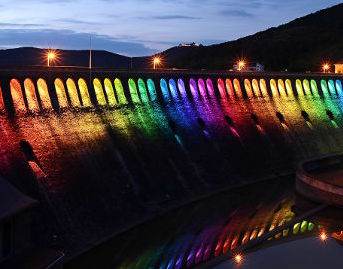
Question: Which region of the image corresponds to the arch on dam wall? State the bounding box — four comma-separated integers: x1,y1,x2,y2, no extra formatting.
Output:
303,79,312,96
137,78,149,103
66,78,81,107
310,80,319,97
320,80,330,97
168,78,179,100
233,79,242,98
160,78,170,101
128,78,141,104
198,78,207,97
285,79,294,97
244,79,253,98
77,78,92,107
277,79,287,98
189,78,199,99
177,78,187,98
252,79,261,97
336,80,343,96
295,79,304,97
23,78,39,112
104,78,117,106
37,78,52,109
217,78,226,99
259,79,268,97
0,83,5,111
293,223,300,234
225,79,235,99
206,78,215,97
10,79,26,112
147,78,157,101
270,79,279,97
114,78,128,104
93,78,107,106
54,78,68,108
328,79,336,96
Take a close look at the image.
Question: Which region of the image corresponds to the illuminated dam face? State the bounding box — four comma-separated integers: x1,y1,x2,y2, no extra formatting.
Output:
1,68,343,267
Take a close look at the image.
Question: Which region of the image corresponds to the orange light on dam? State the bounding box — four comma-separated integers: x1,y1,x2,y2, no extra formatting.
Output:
153,56,162,69
322,63,330,73
46,49,59,67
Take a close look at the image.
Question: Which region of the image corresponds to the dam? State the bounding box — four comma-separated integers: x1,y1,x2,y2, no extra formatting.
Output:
1,67,343,268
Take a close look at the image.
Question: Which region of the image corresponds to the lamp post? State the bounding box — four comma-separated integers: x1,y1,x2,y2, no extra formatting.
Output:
322,63,330,73
47,51,55,67
238,60,246,71
153,57,161,70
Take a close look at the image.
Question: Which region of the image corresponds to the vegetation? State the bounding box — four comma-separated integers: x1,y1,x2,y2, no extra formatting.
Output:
159,3,343,71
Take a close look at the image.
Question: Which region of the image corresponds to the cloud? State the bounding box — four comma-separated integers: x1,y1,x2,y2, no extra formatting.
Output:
0,29,157,56
218,9,255,18
0,22,45,28
150,15,201,20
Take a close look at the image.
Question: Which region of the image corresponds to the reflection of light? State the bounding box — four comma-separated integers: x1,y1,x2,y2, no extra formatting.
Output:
320,232,328,242
234,254,243,264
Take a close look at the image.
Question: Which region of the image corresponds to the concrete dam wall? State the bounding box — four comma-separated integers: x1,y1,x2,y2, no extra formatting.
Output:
0,68,343,264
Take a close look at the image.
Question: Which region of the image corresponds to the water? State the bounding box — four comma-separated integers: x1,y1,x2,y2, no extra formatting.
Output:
66,176,343,269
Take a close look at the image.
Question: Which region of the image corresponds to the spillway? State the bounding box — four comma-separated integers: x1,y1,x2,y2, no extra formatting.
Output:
1,68,343,268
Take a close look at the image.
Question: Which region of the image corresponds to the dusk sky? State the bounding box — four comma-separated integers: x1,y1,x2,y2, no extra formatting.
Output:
0,0,341,56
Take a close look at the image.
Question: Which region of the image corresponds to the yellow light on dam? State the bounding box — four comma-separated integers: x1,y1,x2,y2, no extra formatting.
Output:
153,57,161,69
322,63,330,73
47,50,58,67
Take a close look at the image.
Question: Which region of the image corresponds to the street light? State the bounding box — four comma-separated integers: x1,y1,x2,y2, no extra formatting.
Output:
322,63,330,73
47,51,56,67
238,60,246,71
153,57,161,69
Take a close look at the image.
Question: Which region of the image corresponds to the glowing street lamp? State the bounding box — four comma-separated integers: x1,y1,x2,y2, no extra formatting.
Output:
47,51,56,67
238,60,246,71
153,57,161,69
322,63,330,73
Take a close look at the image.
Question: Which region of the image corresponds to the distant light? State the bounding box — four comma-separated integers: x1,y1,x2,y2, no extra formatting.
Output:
320,232,328,242
47,50,57,67
322,63,330,73
234,254,243,264
238,60,246,71
153,56,161,69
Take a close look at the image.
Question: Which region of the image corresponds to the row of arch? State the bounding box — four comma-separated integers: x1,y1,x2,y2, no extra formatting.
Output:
2,76,343,112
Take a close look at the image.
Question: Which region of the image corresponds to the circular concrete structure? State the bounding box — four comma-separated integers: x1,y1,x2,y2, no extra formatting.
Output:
296,154,343,207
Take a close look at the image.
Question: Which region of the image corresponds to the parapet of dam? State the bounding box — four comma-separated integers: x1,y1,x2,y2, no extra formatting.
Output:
1,67,343,268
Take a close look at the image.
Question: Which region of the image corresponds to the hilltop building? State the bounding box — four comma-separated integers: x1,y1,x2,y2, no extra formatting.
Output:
178,42,203,47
